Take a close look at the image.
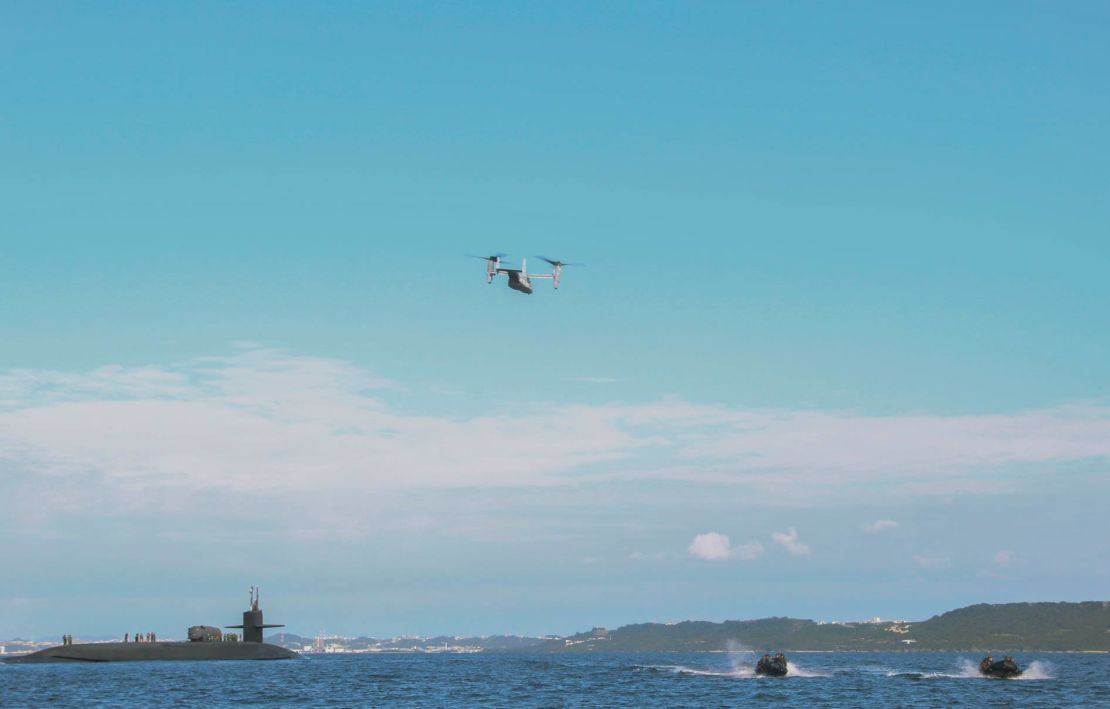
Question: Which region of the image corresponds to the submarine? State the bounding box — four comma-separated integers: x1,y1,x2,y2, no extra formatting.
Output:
5,587,297,663
755,652,789,677
979,654,1022,679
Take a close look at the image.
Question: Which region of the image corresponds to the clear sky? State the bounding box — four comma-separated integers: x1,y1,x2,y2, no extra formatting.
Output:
2,1,1108,639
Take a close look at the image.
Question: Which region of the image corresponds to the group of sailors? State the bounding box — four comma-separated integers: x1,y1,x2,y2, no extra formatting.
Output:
979,654,1022,678
755,651,789,676
980,654,1015,669
122,632,157,643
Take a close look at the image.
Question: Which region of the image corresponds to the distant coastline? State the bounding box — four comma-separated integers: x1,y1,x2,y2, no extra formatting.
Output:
535,601,1110,653
4,601,1106,657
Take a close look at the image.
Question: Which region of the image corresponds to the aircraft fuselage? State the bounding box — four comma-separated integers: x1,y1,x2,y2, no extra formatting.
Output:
507,272,533,294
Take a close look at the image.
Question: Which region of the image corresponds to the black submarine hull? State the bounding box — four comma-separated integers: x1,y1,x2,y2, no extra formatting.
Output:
5,641,297,663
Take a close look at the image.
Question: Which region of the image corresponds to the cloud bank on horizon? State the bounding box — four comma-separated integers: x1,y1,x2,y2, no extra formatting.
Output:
4,347,1110,506
3,344,1109,565
2,348,1109,635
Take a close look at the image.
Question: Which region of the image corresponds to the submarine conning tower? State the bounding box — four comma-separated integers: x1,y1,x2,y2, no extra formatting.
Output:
225,586,284,643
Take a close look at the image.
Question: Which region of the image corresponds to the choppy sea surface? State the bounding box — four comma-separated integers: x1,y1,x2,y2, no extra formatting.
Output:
3,651,1108,708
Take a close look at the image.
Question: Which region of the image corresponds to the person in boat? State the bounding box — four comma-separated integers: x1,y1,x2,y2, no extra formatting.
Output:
979,654,1022,678
756,651,788,676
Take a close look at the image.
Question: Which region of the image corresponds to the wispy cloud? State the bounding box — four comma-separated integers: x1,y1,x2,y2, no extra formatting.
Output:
771,527,812,556
678,405,1110,473
993,549,1014,567
4,348,1110,541
0,349,638,492
864,519,899,534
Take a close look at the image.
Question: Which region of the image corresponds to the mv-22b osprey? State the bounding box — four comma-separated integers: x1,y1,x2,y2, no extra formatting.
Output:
468,254,582,295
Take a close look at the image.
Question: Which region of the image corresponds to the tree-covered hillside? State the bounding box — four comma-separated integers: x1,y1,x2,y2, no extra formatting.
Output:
906,602,1110,651
539,602,1110,652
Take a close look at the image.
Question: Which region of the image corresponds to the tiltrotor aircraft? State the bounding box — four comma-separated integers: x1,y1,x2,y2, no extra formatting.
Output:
468,254,582,295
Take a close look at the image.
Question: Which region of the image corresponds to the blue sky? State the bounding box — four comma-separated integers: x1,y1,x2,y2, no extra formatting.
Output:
2,2,1109,639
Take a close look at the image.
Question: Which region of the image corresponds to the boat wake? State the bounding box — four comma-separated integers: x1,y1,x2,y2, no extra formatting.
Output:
636,661,827,679
887,658,988,680
887,658,1054,681
638,664,755,679
783,661,827,678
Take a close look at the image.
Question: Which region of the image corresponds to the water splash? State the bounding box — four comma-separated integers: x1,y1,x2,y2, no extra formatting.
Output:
784,660,828,678
886,657,1054,681
723,640,757,676
956,657,983,678
959,657,1053,680
636,647,828,680
1015,660,1054,680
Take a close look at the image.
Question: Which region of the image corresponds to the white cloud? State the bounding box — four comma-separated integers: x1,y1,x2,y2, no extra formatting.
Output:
993,549,1014,567
688,532,733,561
864,519,899,534
771,527,812,555
0,349,640,492
667,404,1110,474
4,347,1110,541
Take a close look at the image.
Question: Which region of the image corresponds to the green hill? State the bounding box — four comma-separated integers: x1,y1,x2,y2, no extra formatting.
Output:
540,601,1110,652
905,602,1110,651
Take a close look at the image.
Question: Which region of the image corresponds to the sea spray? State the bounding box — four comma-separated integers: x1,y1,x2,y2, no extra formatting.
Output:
1017,660,1054,680
783,660,828,678
950,657,1053,680
723,640,757,676
956,657,982,678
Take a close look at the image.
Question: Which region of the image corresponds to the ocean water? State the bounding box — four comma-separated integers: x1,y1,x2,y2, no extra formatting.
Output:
2,651,1107,708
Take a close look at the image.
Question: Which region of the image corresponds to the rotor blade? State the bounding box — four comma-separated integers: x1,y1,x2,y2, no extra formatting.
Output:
537,256,584,267
465,253,509,261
